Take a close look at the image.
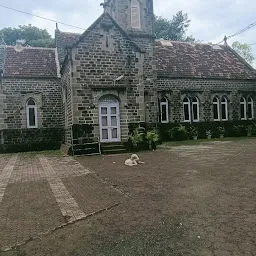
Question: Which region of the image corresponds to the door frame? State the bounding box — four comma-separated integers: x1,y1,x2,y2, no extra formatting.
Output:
99,100,121,143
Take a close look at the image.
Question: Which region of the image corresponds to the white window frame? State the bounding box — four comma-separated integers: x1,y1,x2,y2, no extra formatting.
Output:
213,97,220,121
131,0,141,29
26,98,38,129
221,97,228,121
240,97,247,120
160,97,169,123
192,97,200,122
183,97,191,123
248,97,254,120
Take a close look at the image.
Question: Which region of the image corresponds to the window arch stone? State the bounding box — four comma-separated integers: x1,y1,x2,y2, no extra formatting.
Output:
131,0,141,29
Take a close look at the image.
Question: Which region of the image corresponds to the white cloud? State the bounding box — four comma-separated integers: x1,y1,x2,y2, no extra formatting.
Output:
1,0,255,60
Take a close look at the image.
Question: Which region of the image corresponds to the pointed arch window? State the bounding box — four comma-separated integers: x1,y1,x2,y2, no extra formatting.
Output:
26,98,38,128
160,97,169,123
183,97,191,122
213,97,220,121
240,97,247,120
131,0,141,29
248,97,254,120
192,97,200,122
221,97,228,121
183,96,200,123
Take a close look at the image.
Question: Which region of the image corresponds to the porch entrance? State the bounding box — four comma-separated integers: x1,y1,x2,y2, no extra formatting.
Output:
99,96,120,143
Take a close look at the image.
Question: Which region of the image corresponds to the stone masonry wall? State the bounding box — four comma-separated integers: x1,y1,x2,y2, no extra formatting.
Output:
0,78,63,149
61,61,73,145
69,14,146,141
157,78,256,123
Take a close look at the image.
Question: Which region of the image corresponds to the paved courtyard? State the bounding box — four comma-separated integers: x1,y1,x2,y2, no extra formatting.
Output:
0,153,123,251
1,138,256,256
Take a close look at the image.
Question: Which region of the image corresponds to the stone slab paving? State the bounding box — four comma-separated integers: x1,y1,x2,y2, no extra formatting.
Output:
0,153,123,251
0,155,17,203
39,156,87,223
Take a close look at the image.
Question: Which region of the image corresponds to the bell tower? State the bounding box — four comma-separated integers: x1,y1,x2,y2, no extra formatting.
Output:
106,0,154,38
105,0,157,124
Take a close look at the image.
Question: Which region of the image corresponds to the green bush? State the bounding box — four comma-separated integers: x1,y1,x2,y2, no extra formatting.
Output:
159,120,256,141
170,125,187,141
146,130,160,149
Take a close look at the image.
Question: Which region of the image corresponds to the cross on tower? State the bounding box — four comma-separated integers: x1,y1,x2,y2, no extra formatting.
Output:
100,1,110,11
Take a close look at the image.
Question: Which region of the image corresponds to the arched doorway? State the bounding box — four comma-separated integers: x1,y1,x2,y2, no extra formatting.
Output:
99,95,120,143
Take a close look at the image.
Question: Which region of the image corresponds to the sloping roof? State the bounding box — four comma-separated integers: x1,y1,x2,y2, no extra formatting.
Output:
57,31,81,49
72,12,143,52
3,46,59,78
0,45,5,71
156,40,256,79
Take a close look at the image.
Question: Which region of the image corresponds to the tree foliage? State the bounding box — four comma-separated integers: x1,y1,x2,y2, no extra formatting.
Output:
232,41,254,64
0,25,55,48
154,11,195,42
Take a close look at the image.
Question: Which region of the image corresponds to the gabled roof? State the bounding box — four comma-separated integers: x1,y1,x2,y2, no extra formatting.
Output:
156,40,256,80
72,12,143,53
3,46,59,78
56,31,81,49
0,45,5,71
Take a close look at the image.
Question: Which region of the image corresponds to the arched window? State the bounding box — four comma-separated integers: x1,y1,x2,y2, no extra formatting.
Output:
131,0,141,29
160,97,169,123
26,98,38,128
183,97,191,122
192,97,200,122
213,97,220,121
240,97,247,120
248,97,254,120
221,97,228,121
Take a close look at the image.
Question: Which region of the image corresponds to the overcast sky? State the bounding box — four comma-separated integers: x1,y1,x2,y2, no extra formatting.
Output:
0,0,255,66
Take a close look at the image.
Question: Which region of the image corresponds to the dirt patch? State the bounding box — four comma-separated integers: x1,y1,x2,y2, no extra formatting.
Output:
2,139,256,255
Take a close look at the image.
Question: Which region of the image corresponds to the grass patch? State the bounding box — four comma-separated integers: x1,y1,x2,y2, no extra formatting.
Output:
161,137,256,147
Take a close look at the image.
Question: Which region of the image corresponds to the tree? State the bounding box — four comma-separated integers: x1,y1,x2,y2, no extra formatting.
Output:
232,41,254,65
0,25,55,48
154,11,195,42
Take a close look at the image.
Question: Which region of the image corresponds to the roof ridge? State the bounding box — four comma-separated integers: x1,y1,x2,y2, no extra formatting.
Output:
156,39,222,47
7,45,56,51
59,31,81,35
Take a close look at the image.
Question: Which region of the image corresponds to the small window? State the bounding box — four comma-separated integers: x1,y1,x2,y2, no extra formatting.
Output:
248,97,254,120
160,97,169,123
106,35,109,48
131,0,141,29
221,97,228,121
26,98,38,128
183,97,191,122
240,97,247,120
192,97,199,122
213,97,220,121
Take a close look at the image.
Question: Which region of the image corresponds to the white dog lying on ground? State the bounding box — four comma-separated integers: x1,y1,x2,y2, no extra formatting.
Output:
125,154,145,166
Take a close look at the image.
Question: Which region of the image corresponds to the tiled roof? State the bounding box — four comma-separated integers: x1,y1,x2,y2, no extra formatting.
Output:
156,40,256,79
3,46,59,78
0,45,5,71
57,31,81,48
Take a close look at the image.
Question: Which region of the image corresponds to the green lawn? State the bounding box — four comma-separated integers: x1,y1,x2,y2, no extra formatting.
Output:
160,136,255,147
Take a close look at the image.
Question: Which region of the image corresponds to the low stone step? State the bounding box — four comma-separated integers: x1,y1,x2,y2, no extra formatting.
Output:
102,148,127,155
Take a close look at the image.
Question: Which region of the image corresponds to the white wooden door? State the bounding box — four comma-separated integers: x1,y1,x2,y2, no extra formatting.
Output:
99,100,120,143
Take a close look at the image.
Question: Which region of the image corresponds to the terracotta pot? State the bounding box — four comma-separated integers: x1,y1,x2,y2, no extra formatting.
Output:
193,136,198,141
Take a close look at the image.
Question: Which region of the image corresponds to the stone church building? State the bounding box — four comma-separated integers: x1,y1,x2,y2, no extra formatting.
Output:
0,0,256,153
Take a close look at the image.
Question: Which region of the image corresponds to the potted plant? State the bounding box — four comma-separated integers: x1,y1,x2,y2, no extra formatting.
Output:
218,126,225,139
129,128,144,150
145,130,159,150
191,127,198,140
170,125,187,141
206,130,212,139
246,125,252,137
